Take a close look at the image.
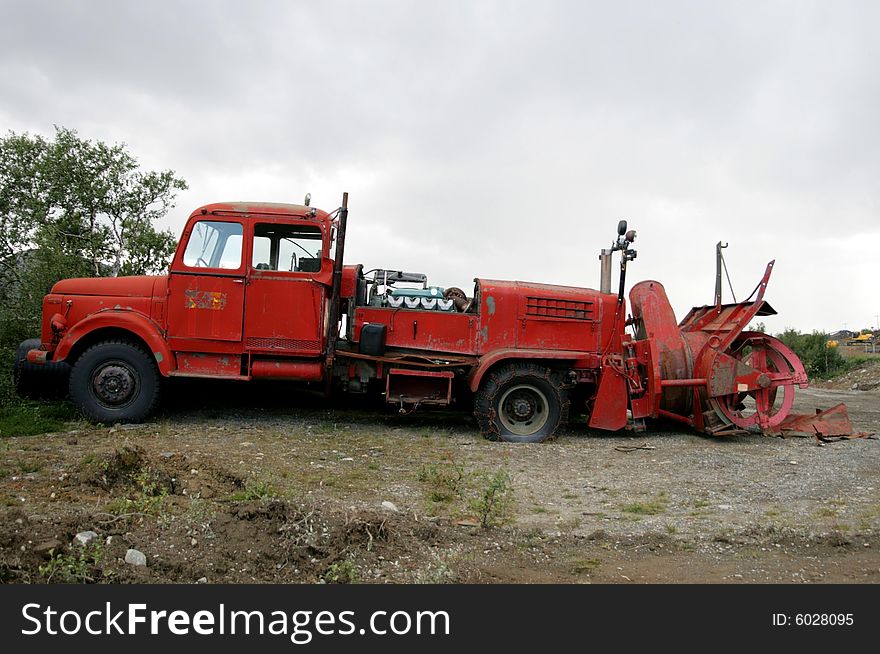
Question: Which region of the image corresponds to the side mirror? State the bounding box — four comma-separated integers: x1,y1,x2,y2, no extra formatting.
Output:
617,220,627,236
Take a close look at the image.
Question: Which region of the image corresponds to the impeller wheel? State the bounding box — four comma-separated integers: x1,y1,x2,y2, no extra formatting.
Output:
708,333,804,431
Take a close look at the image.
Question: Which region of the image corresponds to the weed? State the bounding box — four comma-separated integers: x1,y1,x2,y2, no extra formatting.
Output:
814,507,838,518
414,554,456,584
665,523,678,534
323,559,358,584
39,544,105,583
230,480,277,502
468,469,514,528
417,454,465,504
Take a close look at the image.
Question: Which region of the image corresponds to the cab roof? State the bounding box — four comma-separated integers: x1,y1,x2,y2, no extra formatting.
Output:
191,201,332,221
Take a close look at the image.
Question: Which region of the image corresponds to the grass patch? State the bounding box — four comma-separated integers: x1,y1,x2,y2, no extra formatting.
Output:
572,558,601,574
0,401,78,437
230,479,278,502
814,507,838,518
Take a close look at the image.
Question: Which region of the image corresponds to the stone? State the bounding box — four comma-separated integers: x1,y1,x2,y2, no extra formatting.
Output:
381,500,399,513
74,530,98,547
125,549,147,566
34,539,62,556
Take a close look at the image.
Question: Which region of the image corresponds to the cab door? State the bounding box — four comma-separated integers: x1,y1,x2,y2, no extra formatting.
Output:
243,220,329,356
167,219,247,345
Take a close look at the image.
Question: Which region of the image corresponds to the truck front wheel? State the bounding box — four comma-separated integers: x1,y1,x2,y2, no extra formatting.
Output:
474,363,569,443
69,340,160,423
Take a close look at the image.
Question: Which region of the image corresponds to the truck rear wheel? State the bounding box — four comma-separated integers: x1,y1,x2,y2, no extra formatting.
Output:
474,363,569,443
69,340,160,424
13,338,71,400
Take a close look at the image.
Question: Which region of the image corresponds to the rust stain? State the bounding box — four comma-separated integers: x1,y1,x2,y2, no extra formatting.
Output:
184,290,227,310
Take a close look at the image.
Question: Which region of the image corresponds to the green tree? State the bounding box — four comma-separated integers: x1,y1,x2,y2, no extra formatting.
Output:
0,126,186,350
776,328,846,378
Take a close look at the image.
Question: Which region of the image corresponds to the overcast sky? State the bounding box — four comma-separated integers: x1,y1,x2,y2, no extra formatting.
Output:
1,1,877,332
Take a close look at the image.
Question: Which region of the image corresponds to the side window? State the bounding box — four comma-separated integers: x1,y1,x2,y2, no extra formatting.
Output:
183,221,243,270
252,223,323,272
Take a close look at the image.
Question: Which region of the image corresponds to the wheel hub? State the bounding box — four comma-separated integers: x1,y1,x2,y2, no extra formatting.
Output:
498,384,549,436
93,364,136,406
510,396,535,420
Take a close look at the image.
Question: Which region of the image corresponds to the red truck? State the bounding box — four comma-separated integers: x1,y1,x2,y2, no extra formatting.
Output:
14,193,855,441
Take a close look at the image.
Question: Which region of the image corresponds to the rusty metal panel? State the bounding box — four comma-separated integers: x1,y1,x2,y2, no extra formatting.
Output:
175,352,241,376
386,368,454,406
777,404,861,437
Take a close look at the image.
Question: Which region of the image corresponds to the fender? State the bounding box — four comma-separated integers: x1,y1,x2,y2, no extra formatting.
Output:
53,309,174,376
468,348,601,392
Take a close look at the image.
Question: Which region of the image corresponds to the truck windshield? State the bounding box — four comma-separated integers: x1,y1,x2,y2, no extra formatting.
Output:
182,220,243,269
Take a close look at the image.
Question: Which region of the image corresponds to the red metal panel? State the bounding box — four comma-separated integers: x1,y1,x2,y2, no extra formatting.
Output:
353,307,477,355
588,361,629,431
251,359,324,380
167,273,246,342
243,274,326,355
176,353,241,376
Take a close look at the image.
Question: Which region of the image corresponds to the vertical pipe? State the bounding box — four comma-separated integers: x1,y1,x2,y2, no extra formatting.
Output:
325,193,348,371
599,249,612,294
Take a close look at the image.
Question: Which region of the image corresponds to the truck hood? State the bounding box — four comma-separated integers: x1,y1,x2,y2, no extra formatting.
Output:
51,275,168,298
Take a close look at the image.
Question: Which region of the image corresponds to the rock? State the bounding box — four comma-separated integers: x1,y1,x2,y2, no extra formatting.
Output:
851,383,860,391
381,500,399,513
74,530,98,547
125,549,147,567
197,577,208,584
34,539,62,556
66,437,78,445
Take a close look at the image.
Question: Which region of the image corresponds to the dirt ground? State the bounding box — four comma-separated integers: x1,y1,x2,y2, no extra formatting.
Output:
1,380,878,584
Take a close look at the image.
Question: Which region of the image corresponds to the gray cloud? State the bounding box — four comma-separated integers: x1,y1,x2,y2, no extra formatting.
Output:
1,0,877,331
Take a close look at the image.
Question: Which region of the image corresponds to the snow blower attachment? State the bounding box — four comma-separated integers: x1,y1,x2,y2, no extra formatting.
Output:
625,256,861,438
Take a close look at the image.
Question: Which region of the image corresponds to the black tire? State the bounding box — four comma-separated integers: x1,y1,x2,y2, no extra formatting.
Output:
69,340,160,423
474,363,569,443
13,338,71,400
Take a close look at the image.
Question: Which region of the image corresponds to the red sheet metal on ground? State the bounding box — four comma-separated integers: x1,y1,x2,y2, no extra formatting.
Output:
777,403,871,438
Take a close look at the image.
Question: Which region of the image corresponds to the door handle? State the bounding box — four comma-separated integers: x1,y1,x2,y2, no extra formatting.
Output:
232,279,244,284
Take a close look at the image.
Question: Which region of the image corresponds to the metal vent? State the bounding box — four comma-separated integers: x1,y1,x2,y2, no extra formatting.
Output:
246,337,321,352
525,297,594,321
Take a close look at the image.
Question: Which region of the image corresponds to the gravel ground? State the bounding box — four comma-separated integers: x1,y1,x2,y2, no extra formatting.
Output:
1,383,877,583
